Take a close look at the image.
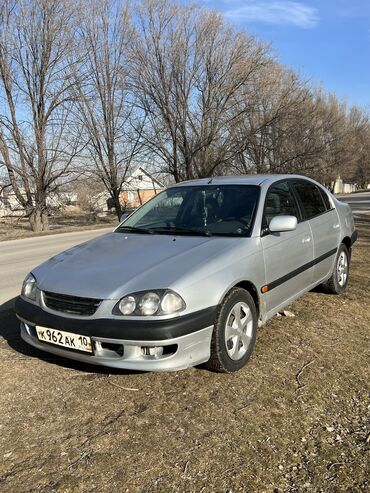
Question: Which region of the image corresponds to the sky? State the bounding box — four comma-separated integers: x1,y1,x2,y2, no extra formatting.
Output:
196,0,370,109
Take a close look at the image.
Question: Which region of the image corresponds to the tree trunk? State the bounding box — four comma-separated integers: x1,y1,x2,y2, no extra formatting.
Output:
137,189,143,205
29,207,49,232
29,209,43,232
112,189,123,220
41,210,49,231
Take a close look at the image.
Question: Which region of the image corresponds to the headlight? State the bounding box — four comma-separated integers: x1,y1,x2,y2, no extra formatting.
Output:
139,292,161,315
115,290,185,316
161,292,185,314
21,273,37,301
118,295,136,315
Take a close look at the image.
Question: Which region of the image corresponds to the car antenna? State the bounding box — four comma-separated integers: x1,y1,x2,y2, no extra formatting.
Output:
208,178,213,184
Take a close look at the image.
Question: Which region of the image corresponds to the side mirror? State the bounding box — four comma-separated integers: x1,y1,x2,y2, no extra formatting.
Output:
120,212,129,223
269,215,297,233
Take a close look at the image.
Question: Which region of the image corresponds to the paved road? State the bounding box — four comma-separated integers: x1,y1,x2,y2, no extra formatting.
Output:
337,191,370,214
0,228,112,305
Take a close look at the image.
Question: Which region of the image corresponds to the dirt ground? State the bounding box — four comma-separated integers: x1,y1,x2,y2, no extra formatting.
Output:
0,220,369,493
0,214,117,242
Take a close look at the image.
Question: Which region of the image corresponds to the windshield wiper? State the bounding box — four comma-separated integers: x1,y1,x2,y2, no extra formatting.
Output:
116,226,154,234
151,226,212,236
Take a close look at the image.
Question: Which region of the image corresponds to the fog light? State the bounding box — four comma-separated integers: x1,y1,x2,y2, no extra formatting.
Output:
141,346,164,357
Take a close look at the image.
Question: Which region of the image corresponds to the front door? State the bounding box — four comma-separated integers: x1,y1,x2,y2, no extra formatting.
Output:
261,181,314,314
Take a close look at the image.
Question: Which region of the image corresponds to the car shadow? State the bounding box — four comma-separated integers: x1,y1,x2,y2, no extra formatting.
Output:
310,284,327,294
0,297,140,375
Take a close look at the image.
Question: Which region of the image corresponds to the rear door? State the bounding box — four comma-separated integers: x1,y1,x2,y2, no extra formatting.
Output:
261,181,314,314
291,180,339,283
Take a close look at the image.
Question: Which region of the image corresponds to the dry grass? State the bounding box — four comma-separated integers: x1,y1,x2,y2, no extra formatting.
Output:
0,220,368,492
0,213,117,242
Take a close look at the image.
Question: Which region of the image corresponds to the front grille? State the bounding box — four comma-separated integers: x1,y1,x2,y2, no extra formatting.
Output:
43,291,101,316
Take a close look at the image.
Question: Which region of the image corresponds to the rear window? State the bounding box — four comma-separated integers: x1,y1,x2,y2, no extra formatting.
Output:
292,181,326,219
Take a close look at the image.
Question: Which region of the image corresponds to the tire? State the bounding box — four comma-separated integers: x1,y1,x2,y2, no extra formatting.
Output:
205,288,258,373
323,243,350,294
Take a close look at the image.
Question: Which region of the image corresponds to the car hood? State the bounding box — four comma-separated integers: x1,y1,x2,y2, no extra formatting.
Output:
33,232,239,300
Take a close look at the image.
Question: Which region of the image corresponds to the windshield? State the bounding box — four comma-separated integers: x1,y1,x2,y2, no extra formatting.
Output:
116,185,260,237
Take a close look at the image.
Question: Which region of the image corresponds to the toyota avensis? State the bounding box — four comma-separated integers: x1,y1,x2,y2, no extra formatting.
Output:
15,175,357,373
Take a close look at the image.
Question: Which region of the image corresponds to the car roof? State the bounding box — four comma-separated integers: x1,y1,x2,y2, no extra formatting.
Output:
168,174,318,188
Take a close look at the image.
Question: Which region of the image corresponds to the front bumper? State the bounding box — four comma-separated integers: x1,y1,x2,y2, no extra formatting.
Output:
15,297,216,371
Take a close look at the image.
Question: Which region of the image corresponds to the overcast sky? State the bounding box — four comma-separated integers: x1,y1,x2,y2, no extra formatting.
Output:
195,0,369,109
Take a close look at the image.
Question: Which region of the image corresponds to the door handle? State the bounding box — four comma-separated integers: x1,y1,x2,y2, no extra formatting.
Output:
333,224,340,229
302,235,311,244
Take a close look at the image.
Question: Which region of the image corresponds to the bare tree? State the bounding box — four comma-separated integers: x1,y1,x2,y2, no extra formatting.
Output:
74,177,104,215
230,64,311,174
0,0,82,231
339,106,370,188
229,63,366,186
72,0,144,219
1,0,368,233
131,0,268,182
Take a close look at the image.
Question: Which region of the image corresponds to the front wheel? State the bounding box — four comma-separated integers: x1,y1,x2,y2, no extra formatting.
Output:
205,288,257,373
323,243,350,294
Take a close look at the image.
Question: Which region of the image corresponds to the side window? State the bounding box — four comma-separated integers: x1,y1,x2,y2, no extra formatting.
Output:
293,181,326,219
319,187,333,211
263,181,299,227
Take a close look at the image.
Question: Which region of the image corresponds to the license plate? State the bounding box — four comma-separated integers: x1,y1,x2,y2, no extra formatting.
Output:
36,326,93,353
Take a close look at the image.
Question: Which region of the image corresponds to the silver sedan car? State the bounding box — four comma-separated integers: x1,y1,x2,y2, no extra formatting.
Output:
15,175,357,373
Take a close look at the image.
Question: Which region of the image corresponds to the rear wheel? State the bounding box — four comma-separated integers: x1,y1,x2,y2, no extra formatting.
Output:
205,288,257,373
323,243,350,294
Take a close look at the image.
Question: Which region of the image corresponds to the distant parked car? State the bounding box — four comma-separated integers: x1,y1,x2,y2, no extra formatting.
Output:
15,175,357,373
